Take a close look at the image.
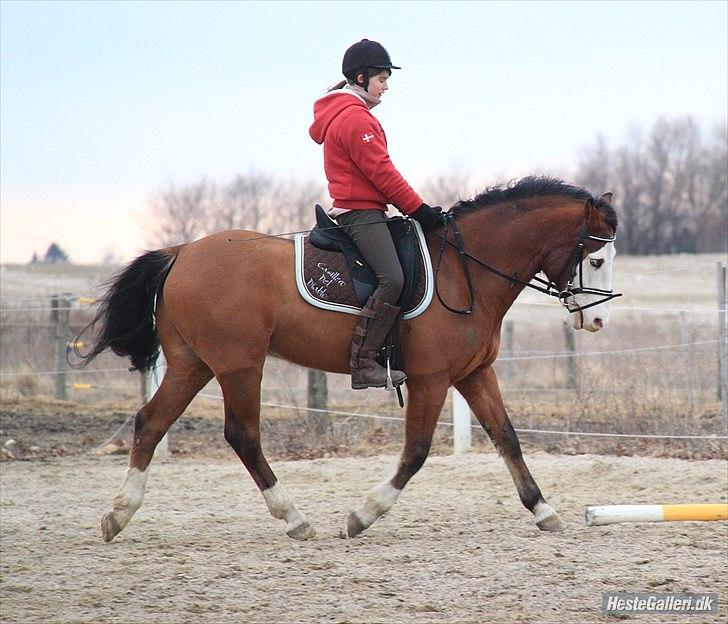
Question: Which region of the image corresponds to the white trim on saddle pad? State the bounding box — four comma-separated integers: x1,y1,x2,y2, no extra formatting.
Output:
294,220,434,320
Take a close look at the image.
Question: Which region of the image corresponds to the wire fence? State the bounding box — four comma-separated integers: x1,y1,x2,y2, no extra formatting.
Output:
194,392,727,441
1,259,726,456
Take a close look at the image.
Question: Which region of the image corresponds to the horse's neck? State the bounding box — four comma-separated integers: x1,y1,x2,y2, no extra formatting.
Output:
456,204,575,316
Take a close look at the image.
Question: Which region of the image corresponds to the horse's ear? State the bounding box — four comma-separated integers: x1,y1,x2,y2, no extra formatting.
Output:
601,192,613,206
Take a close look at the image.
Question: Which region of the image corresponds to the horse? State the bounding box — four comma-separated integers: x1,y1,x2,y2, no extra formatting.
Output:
79,176,619,542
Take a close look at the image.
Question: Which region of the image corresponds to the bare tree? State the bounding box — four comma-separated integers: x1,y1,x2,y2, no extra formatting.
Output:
150,173,326,247
213,171,276,233
210,171,324,235
274,178,326,234
693,124,728,252
576,116,727,255
149,180,217,247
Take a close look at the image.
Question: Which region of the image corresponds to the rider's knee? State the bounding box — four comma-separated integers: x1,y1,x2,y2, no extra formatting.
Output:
389,269,405,296
379,269,404,304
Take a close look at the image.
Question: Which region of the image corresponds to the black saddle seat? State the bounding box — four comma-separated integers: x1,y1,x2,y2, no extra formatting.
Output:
308,204,420,308
309,205,351,251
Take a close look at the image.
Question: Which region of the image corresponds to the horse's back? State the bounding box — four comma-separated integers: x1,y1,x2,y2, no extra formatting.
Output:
167,229,292,291
161,229,293,332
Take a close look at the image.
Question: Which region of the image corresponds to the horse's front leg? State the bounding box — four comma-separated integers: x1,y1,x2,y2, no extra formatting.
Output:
455,366,564,532
347,376,450,537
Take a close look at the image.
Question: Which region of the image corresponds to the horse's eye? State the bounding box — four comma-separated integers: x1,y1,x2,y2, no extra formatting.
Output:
590,258,604,269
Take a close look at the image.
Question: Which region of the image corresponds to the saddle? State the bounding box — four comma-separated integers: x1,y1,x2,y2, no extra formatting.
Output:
310,205,423,307
293,206,434,402
294,205,433,317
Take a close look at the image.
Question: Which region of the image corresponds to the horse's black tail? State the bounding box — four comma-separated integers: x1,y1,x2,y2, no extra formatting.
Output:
75,248,180,373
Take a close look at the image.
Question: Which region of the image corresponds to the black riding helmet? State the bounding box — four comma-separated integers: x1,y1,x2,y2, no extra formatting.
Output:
342,39,401,85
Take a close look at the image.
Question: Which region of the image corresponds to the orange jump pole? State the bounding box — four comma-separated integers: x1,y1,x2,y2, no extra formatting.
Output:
585,504,728,526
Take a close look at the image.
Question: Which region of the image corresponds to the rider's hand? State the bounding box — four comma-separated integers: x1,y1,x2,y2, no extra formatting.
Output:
411,203,445,231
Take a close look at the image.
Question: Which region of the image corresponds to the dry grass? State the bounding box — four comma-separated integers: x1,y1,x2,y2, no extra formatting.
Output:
1,254,726,459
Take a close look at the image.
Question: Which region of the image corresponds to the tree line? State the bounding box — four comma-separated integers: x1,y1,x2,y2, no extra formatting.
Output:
150,116,727,255
576,117,726,254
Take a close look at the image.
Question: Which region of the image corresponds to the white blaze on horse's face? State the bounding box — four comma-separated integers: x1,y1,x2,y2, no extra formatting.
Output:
565,242,617,332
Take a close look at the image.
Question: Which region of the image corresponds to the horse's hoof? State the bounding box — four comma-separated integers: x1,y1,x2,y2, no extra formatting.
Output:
347,512,366,538
101,512,121,542
286,521,316,540
536,514,565,532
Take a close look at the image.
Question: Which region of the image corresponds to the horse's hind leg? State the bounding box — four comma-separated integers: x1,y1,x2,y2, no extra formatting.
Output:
347,376,450,537
218,367,315,540
101,311,213,542
101,359,212,541
455,366,564,532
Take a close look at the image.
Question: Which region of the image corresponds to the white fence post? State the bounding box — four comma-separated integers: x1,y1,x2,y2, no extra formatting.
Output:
452,389,472,454
146,353,169,458
718,262,727,420
679,311,696,417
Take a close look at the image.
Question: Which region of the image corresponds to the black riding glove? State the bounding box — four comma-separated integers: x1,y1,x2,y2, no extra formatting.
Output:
411,203,444,231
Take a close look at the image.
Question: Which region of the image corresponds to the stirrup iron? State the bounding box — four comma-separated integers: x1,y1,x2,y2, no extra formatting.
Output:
384,349,405,392
385,357,394,391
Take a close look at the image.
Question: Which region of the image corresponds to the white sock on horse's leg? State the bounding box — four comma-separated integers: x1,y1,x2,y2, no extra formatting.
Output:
261,481,315,540
348,480,401,537
503,458,564,532
101,466,149,541
533,501,564,531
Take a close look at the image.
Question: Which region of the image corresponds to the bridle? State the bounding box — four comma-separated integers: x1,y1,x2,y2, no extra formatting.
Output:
433,214,622,316
555,222,621,313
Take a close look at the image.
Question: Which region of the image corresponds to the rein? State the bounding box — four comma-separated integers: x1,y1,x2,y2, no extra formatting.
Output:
434,214,622,315
224,211,621,315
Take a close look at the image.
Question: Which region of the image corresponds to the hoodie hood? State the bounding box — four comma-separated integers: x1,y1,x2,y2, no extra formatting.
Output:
309,91,367,145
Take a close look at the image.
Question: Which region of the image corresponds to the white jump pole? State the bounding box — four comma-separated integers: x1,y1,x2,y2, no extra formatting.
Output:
146,353,169,458
585,503,728,526
452,389,472,454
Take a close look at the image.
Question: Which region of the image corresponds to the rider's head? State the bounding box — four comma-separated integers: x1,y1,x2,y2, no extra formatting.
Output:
342,39,400,100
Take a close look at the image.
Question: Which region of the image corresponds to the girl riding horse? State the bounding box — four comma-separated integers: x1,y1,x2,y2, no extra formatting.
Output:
309,39,444,390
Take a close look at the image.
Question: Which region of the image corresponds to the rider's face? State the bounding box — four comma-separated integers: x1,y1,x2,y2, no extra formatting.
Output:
365,70,390,100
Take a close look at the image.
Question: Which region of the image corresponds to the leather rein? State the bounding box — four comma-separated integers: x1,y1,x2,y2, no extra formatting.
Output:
433,213,622,316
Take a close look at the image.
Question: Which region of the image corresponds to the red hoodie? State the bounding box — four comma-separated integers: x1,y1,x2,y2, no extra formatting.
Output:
309,91,423,214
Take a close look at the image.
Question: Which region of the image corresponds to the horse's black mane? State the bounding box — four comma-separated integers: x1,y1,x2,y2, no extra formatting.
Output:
450,176,618,232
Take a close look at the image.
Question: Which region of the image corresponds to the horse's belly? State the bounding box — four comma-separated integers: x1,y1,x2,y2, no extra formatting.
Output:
269,301,354,374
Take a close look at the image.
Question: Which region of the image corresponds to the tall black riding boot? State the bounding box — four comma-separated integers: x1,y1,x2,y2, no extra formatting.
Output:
349,297,407,390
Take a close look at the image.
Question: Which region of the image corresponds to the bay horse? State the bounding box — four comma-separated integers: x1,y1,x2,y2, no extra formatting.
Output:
80,176,618,542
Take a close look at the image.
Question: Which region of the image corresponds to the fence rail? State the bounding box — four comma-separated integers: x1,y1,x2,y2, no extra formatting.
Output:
1,261,726,454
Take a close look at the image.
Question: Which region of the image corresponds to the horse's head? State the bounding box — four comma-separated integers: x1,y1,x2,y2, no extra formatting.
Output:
565,237,617,332
544,192,619,332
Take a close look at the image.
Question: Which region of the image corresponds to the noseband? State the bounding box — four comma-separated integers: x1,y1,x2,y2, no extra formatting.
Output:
433,214,622,316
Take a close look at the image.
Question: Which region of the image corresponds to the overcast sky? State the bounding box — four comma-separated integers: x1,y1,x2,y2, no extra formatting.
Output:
1,0,726,263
